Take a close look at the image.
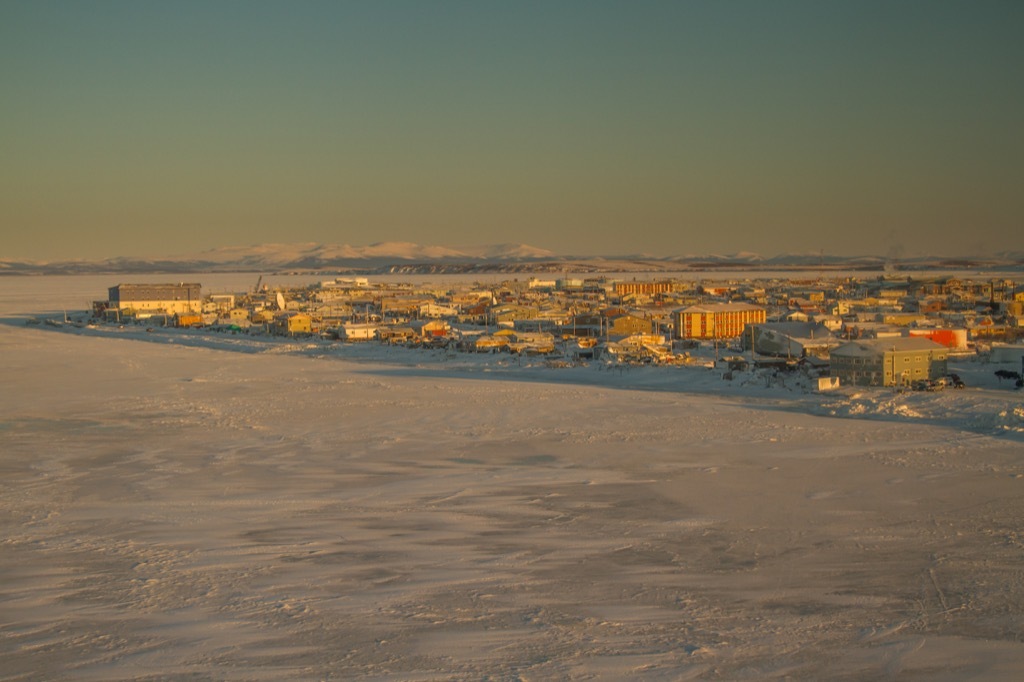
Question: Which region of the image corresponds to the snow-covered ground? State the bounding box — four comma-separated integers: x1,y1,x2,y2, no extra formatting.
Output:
3,276,1024,680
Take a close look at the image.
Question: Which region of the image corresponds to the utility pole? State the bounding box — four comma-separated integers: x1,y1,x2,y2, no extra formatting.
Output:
714,314,720,363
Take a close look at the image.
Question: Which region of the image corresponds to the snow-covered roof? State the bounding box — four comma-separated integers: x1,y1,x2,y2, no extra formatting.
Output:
756,321,833,338
832,337,946,357
674,302,764,314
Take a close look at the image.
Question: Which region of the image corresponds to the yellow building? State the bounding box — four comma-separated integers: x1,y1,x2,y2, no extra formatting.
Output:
175,313,203,328
274,312,312,335
673,303,766,340
614,281,673,297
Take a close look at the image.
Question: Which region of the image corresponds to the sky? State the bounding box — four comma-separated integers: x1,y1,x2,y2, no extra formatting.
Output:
1,0,1021,261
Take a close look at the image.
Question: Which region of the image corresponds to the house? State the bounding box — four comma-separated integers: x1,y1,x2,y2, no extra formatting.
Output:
204,294,235,313
615,332,669,350
225,308,251,324
336,321,379,341
830,337,948,387
566,313,602,338
506,331,556,354
469,334,510,352
606,313,653,337
879,313,927,326
512,317,562,333
810,314,844,332
490,304,540,325
274,311,312,335
780,309,810,323
377,325,416,344
381,297,428,316
566,336,598,359
419,302,459,318
108,283,202,317
596,335,670,363
409,319,450,340
673,303,766,340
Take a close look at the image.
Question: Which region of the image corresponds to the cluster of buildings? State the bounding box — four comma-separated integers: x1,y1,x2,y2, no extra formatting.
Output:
96,274,1024,389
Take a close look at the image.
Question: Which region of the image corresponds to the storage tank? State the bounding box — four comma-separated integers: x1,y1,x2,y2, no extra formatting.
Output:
909,328,968,351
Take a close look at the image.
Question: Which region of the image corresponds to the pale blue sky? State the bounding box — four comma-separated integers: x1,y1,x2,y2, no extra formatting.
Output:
2,0,1021,260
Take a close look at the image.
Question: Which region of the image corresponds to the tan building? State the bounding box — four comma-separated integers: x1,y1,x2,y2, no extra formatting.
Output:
108,283,202,316
614,281,673,297
829,337,948,387
606,313,653,337
226,308,251,323
673,303,766,340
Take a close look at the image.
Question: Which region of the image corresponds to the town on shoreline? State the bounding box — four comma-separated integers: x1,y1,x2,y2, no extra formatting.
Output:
68,274,1024,391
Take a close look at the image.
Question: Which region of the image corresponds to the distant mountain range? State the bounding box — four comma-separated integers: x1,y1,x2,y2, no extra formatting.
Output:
2,242,1022,275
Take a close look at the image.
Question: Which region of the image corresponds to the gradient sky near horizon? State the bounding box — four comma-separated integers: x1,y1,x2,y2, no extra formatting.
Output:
2,0,1021,261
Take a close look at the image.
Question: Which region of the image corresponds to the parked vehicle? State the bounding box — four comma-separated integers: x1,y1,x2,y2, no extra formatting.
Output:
912,379,944,392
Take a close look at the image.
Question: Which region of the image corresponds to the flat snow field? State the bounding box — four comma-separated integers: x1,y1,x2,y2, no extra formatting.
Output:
3,318,1024,679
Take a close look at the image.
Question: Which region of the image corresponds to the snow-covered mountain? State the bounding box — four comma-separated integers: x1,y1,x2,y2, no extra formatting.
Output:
1,243,1021,275
0,242,562,275
178,241,557,267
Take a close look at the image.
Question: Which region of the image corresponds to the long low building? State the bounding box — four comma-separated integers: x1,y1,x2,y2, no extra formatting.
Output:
829,337,948,387
108,283,203,316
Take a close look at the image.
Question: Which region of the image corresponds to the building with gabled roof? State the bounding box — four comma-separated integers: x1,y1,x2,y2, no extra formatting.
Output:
273,311,312,335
